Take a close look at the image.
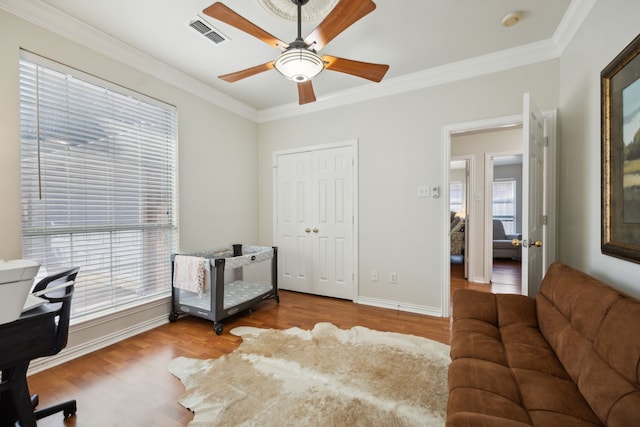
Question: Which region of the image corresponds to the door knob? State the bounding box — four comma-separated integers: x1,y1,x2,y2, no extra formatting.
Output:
305,228,311,233
512,238,543,248
313,228,319,233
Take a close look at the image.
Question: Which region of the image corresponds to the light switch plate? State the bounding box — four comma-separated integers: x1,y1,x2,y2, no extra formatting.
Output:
416,186,430,198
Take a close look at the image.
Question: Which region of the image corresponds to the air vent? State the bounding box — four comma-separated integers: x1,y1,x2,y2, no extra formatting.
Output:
188,17,229,45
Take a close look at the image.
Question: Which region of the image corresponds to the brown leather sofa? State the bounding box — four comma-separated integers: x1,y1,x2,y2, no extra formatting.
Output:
447,262,640,426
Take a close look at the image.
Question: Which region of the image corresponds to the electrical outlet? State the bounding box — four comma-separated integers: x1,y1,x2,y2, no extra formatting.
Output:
389,272,397,284
371,270,378,282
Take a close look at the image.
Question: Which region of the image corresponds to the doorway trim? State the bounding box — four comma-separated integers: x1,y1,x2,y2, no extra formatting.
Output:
442,114,522,317
272,139,359,301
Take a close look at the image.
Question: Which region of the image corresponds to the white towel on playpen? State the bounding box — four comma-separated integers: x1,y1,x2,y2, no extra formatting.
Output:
173,255,207,295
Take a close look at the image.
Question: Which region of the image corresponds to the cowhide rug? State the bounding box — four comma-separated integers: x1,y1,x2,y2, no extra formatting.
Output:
169,322,450,426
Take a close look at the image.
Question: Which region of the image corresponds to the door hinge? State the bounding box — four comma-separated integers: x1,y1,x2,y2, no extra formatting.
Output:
543,215,548,225
544,136,549,147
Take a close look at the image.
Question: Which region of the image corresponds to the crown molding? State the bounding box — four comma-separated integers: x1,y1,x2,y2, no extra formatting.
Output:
0,0,259,122
2,0,595,124
552,0,598,54
259,38,560,122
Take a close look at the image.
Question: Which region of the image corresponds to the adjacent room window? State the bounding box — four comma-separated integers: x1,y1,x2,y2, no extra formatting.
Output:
19,51,178,320
450,182,464,213
493,179,516,234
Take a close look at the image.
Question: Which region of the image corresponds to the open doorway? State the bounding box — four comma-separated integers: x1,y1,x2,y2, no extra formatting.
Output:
443,116,524,317
488,155,523,293
443,99,557,316
451,125,523,283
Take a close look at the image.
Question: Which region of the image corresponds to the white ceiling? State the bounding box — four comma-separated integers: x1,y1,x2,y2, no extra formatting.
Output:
4,0,588,118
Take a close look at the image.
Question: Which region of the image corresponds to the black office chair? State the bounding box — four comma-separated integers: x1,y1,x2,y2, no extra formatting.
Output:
0,267,79,426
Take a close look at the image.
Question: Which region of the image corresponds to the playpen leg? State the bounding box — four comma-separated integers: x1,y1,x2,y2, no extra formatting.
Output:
213,322,223,335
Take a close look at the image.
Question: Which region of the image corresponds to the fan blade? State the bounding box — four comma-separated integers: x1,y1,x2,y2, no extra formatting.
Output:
297,81,316,105
219,62,275,82
323,55,389,82
304,0,376,51
203,2,287,49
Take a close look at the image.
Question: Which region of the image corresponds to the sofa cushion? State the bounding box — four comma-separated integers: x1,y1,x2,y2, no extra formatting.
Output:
537,263,640,426
447,386,532,426
512,368,602,425
449,285,604,426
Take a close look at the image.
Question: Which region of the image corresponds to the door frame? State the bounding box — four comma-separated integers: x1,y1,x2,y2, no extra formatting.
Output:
272,139,359,301
442,111,557,316
450,155,473,279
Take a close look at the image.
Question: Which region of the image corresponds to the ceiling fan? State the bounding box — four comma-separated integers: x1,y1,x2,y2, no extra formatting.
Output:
203,0,389,105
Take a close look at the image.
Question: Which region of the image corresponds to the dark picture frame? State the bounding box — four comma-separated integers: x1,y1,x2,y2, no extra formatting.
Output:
602,33,640,263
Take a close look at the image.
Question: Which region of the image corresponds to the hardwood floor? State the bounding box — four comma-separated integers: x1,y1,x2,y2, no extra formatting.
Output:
28,262,521,426
28,290,452,426
450,257,521,295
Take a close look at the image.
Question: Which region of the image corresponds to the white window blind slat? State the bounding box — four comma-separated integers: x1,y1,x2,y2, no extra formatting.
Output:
19,52,178,320
493,179,517,235
450,182,464,214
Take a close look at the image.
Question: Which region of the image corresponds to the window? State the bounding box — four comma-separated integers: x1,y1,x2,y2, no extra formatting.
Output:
493,179,516,234
450,181,464,214
19,51,178,320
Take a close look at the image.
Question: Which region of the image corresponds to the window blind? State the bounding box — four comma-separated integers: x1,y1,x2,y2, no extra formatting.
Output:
449,182,464,213
19,51,178,320
493,179,516,234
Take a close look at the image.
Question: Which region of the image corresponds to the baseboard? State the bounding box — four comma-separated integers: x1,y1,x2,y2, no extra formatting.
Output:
27,312,169,375
356,296,444,317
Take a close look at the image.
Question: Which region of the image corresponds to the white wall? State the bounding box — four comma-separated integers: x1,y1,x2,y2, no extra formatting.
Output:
258,62,559,315
558,0,640,298
451,128,523,283
0,9,259,352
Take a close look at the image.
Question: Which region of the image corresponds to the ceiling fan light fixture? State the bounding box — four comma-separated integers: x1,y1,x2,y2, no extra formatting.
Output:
274,48,324,82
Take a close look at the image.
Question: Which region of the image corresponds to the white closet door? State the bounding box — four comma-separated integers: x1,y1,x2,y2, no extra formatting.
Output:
276,145,354,300
276,151,314,293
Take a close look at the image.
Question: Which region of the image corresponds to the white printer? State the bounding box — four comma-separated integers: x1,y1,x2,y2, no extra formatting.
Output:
0,259,40,325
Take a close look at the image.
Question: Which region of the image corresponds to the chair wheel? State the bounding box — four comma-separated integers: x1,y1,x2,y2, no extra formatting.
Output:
168,312,179,322
214,323,223,335
63,401,77,418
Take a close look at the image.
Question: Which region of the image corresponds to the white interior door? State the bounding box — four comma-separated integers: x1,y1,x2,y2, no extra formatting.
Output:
275,144,355,300
521,93,546,296
276,151,313,293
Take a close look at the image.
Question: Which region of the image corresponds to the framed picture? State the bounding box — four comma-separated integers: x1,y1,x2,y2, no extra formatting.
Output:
602,32,640,263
